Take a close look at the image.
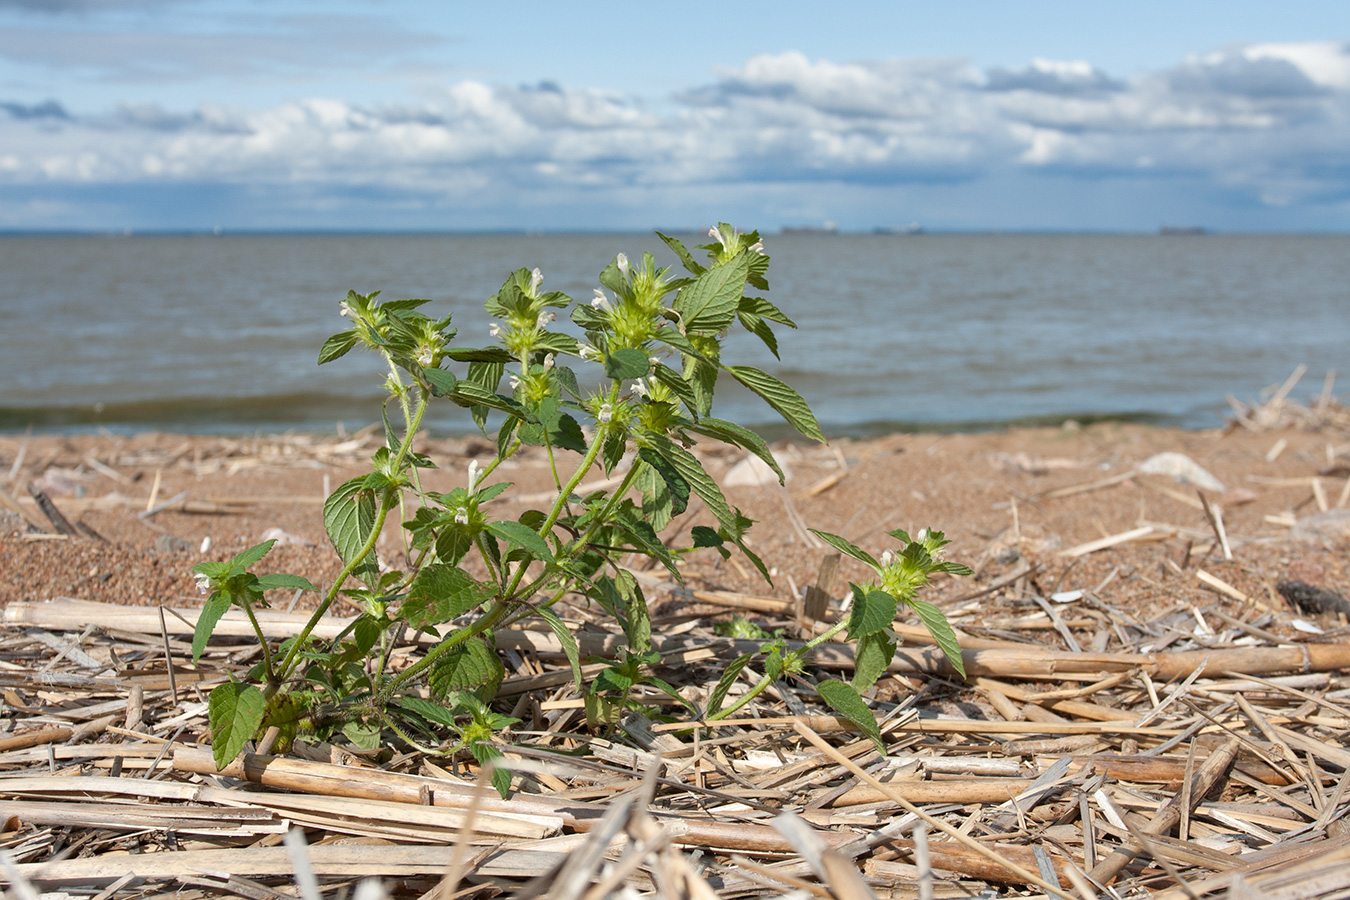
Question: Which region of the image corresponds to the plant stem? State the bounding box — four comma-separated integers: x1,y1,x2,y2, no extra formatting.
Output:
378,596,511,700
270,387,429,693
705,619,851,722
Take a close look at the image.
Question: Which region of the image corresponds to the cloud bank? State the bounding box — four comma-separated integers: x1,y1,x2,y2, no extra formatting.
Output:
2,42,1348,229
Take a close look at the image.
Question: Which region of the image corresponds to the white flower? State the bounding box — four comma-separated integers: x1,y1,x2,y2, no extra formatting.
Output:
630,378,650,398
749,240,765,254
880,550,895,567
543,353,555,370
578,344,598,361
529,267,543,294
467,459,481,491
616,253,630,277
508,374,521,390
536,311,555,328
489,322,501,337
591,289,611,311
916,527,929,542
194,573,212,595
598,403,613,424
338,300,355,318
415,345,435,367
454,506,469,526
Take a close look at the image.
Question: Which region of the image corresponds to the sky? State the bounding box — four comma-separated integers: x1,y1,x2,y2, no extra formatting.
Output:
1,1,1348,232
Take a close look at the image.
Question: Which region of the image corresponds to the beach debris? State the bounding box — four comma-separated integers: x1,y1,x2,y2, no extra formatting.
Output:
1138,451,1226,492
1228,365,1349,435
1277,580,1350,617
258,526,315,547
724,453,790,487
1289,508,1350,542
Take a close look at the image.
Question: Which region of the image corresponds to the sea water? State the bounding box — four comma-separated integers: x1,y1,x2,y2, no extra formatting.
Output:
2,232,1347,437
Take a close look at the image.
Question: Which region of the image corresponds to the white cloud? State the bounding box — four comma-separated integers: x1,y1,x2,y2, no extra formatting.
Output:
2,42,1348,225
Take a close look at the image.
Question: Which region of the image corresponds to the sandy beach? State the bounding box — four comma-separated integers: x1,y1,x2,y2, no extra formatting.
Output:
3,420,1346,625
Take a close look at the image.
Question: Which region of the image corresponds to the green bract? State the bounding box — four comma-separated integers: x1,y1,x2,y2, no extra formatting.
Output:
190,226,968,794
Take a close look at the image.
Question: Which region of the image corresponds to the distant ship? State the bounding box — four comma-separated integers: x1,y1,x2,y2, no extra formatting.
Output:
874,223,925,235
780,222,839,235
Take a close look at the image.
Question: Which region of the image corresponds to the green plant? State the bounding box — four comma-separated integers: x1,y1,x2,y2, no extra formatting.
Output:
191,225,969,787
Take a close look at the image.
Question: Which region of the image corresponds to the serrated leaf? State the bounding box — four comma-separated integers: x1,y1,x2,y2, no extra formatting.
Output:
852,631,896,693
815,679,885,753
809,529,879,569
623,582,651,653
208,682,265,770
428,635,503,699
192,591,232,664
469,741,513,798
656,231,706,276
725,365,824,442
341,719,382,751
227,539,276,577
255,573,317,593
636,448,690,517
485,520,554,562
398,695,459,729
643,432,736,531
537,608,582,690
605,347,651,381
687,417,783,483
690,525,724,548
318,330,359,365
401,565,488,628
323,477,378,586
708,654,752,716
423,367,458,396
847,588,897,640
910,599,966,678
675,252,749,335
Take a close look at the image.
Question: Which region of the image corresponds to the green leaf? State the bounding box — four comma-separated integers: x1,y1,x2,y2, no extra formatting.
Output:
255,573,317,593
401,565,488,628
847,587,897,640
643,432,736,531
227,539,276,577
687,417,784,483
449,381,527,419
341,719,382,751
656,231,706,276
318,330,359,365
910,598,966,678
675,252,749,335
634,463,674,533
636,448,690,517
708,654,752,716
485,520,554,562
622,581,651,653
604,348,651,381
809,530,879,570
725,366,824,442
690,525,724,549
469,741,512,798
208,682,265,770
397,695,459,729
852,632,896,693
739,294,796,328
444,346,513,363
192,591,232,664
323,477,379,587
423,367,459,396
815,679,885,753
428,635,503,699
537,608,582,690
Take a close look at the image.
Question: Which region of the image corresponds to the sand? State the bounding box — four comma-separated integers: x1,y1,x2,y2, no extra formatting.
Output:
2,421,1346,631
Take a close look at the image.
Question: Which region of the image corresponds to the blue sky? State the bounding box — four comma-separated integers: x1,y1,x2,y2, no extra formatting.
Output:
1,1,1347,232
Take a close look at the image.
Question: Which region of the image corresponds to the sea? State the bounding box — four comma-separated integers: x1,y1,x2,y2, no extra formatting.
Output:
2,232,1347,439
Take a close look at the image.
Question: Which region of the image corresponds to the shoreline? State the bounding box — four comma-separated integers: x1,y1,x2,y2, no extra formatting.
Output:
2,419,1346,617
